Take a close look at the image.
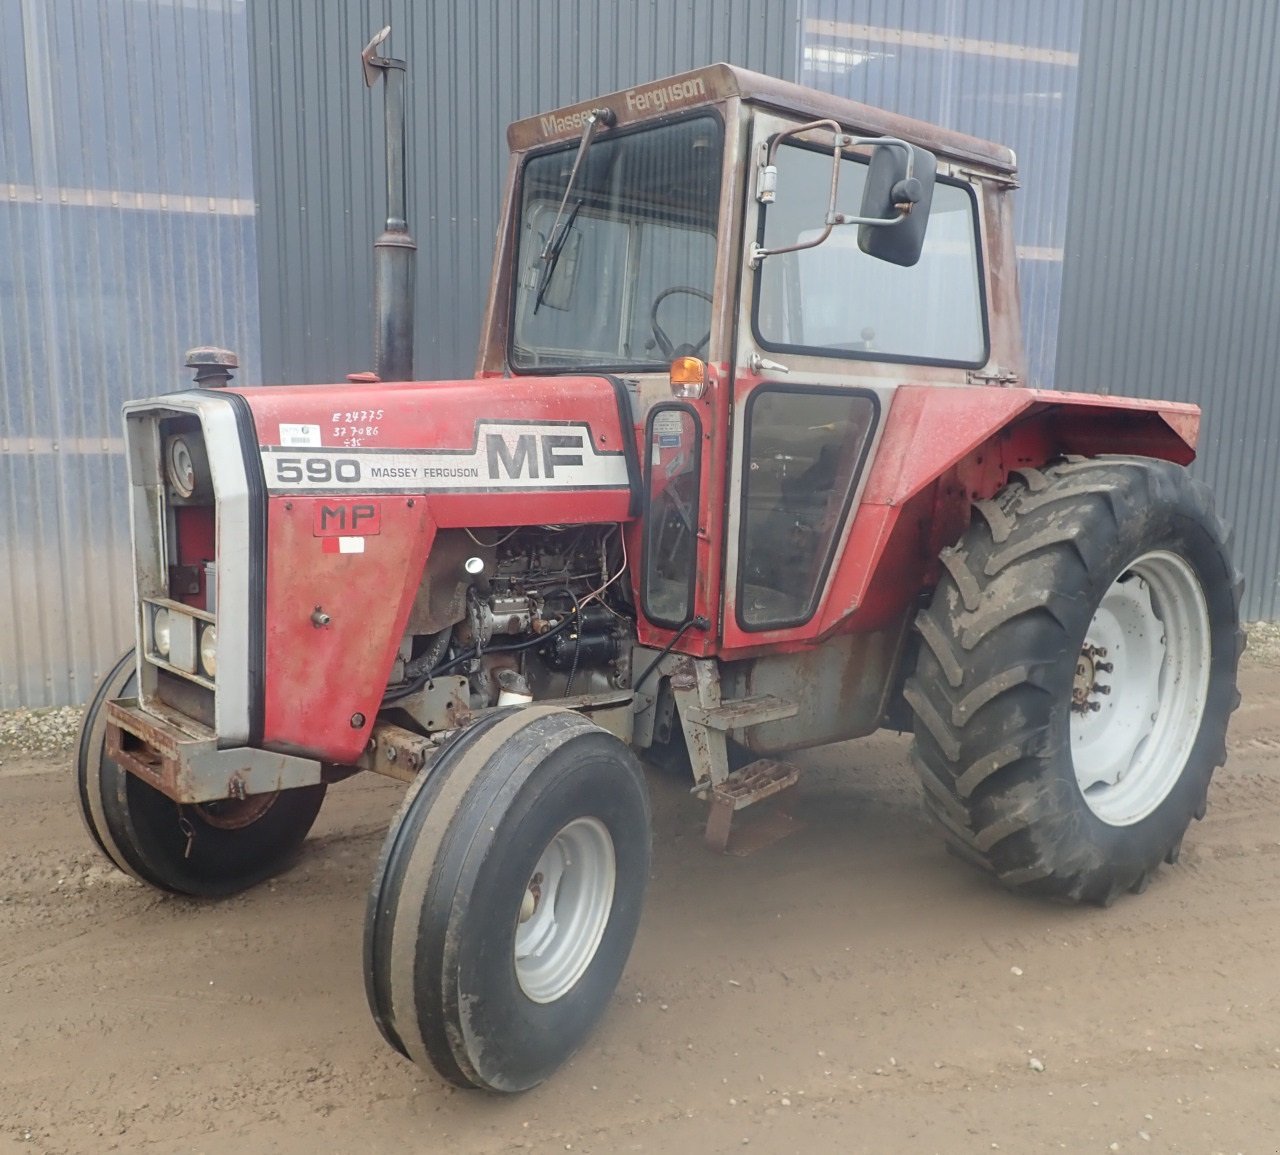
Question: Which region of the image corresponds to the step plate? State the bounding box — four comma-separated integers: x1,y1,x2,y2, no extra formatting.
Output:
683,694,798,732
705,758,802,854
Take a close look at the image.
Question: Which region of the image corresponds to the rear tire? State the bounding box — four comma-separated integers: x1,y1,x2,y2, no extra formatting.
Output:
75,650,326,897
364,706,651,1092
906,457,1243,905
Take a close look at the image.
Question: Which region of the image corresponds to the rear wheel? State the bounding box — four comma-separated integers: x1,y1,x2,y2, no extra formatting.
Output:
364,706,651,1092
907,457,1243,905
75,650,326,897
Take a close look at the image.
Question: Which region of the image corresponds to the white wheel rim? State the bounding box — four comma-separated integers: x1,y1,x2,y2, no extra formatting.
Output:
514,816,616,1004
1070,550,1211,826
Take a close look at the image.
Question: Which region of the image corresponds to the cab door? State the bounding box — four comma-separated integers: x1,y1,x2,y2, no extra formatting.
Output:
720,111,888,655
720,110,992,656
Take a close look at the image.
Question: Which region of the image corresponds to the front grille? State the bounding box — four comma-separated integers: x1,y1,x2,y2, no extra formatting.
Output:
142,417,219,721
156,669,215,728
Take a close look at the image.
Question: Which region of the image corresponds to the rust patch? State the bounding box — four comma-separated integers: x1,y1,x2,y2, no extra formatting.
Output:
105,705,191,802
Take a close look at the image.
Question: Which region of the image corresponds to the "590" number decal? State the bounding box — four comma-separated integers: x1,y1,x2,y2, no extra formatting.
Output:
274,457,362,485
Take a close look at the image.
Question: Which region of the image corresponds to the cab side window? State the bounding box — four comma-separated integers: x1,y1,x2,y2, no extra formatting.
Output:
643,406,702,626
755,143,986,366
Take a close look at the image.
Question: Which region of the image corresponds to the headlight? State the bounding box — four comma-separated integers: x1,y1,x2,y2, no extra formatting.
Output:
153,607,172,657
164,433,211,499
199,624,217,678
166,435,197,497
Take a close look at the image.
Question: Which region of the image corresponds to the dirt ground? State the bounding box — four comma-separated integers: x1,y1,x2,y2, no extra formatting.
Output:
3,655,1280,1155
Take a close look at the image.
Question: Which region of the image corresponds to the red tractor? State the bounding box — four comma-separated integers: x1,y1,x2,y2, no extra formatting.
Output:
78,33,1242,1093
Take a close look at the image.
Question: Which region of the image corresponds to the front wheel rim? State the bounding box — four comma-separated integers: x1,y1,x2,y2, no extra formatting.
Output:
514,816,616,1004
1070,550,1211,826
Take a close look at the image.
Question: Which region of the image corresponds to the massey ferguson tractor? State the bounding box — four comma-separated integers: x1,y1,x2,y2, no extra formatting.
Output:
77,33,1242,1093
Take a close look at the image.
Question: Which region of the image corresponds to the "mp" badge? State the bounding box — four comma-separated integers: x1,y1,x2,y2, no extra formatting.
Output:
312,501,381,537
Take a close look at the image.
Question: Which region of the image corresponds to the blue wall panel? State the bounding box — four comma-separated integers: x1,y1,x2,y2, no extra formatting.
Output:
1056,0,1280,619
0,0,259,707
797,0,1083,387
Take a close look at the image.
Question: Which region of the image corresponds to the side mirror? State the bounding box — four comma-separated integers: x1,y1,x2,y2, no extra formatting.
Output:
857,142,936,267
749,122,938,271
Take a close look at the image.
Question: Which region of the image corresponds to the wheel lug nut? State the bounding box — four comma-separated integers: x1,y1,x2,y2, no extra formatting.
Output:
1095,661,1113,673
1088,700,1103,712
1095,684,1111,695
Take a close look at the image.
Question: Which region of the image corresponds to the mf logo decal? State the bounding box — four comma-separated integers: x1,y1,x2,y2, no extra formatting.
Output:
262,422,629,494
486,431,584,480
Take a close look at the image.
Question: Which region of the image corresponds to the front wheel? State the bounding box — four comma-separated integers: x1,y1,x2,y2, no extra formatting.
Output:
907,457,1243,905
364,706,651,1092
75,650,326,897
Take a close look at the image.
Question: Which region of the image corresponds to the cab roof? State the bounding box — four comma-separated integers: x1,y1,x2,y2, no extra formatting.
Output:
507,62,1017,175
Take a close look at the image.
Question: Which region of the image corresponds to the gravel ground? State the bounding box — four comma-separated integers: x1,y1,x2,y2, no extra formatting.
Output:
1245,619,1280,665
3,620,1277,759
0,706,83,757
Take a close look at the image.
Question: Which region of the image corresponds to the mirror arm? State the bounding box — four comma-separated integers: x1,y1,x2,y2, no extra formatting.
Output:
751,119,842,267
828,206,908,229
829,138,919,228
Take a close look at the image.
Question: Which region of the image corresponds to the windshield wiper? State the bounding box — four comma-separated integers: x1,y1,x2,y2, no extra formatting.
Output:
533,107,615,314
533,198,584,314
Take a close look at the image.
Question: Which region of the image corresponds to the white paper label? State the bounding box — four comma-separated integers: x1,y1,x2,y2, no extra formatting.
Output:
279,423,322,447
652,411,684,436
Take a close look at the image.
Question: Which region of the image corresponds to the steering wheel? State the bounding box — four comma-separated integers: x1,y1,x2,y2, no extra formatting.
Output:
649,285,713,359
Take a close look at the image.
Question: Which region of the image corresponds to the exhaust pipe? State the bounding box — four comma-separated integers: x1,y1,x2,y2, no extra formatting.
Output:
361,27,416,382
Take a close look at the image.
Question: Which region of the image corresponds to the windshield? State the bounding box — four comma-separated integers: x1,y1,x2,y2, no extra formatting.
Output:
755,142,987,365
511,114,723,371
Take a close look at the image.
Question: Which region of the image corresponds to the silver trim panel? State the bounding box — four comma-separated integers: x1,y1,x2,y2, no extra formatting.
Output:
123,392,253,745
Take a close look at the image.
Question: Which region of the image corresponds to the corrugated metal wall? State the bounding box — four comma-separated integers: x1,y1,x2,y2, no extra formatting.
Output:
248,0,798,386
5,1,1275,707
1056,0,1280,619
0,0,259,708
796,0,1083,388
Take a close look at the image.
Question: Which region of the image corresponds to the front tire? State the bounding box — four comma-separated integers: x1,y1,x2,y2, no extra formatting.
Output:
364,706,651,1092
906,457,1243,905
75,650,326,897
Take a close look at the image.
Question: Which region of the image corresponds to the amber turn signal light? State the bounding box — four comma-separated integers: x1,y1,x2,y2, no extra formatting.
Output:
669,355,707,400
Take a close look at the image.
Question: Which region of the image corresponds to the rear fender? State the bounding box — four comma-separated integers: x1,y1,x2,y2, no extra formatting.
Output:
814,385,1199,635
